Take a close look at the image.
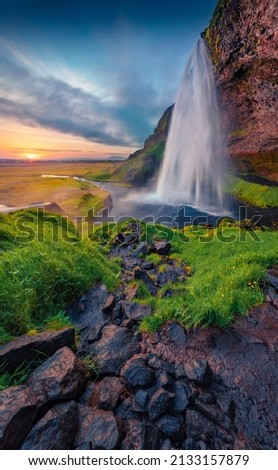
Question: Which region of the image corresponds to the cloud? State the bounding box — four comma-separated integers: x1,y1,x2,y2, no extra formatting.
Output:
0,43,166,148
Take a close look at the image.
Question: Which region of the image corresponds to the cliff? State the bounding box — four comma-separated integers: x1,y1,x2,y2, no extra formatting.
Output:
115,0,278,184
204,0,278,179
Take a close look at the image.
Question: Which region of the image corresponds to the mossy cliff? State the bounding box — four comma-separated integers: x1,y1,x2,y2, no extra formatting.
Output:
115,0,277,184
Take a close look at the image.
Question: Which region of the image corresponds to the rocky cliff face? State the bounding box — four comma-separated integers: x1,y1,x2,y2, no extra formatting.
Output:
204,0,278,179
119,0,277,183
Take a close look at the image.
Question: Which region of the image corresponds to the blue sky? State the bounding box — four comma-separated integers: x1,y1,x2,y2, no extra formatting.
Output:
0,0,217,159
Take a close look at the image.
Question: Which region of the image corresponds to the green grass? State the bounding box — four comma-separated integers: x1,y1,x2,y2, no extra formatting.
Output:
227,177,278,208
139,225,278,331
0,210,120,344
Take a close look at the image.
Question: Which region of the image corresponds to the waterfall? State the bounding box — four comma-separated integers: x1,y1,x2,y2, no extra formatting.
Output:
156,38,228,213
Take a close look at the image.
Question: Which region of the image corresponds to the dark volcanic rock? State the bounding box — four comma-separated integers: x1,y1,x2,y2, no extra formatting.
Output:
132,242,149,258
148,388,175,421
21,401,78,450
182,438,207,450
89,325,141,375
0,328,75,373
68,284,111,353
0,386,38,450
184,360,213,386
26,347,88,405
116,397,139,420
90,377,124,411
154,241,171,256
156,269,179,286
133,268,157,296
74,406,121,450
165,322,187,347
173,381,190,413
121,357,155,389
157,415,183,439
121,302,152,322
121,420,162,450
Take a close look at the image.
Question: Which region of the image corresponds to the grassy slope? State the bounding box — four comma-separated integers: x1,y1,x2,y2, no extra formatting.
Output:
0,210,120,343
93,220,278,332
227,177,278,208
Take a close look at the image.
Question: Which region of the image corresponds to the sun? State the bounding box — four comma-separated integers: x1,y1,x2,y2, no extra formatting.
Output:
26,154,37,160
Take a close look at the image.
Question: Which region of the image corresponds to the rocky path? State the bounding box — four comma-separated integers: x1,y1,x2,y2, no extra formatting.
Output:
1,223,278,450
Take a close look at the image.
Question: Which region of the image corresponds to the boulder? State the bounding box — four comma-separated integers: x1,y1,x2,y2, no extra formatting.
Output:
121,357,155,389
116,397,139,420
154,241,171,255
182,438,207,450
173,381,190,412
0,328,75,373
165,322,187,347
26,347,88,405
141,261,154,270
133,389,150,412
68,284,111,353
121,302,152,322
21,401,78,450
133,268,157,295
267,267,278,290
121,420,162,450
74,406,121,450
90,377,124,411
148,388,175,421
184,359,213,386
89,325,141,375
0,386,38,449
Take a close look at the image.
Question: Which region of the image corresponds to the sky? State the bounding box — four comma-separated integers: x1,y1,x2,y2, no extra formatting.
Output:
0,0,217,160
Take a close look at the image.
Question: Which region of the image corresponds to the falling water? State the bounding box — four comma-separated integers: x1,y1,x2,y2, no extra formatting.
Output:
156,38,228,213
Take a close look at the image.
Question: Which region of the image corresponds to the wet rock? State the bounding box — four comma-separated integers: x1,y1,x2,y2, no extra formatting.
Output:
157,415,183,438
133,268,157,295
26,347,88,405
121,420,162,450
90,325,141,375
74,406,121,450
157,269,179,286
184,359,213,386
148,388,175,421
21,401,78,450
90,377,124,411
155,240,171,255
122,302,152,322
102,295,116,313
165,322,187,347
173,381,190,412
0,386,38,450
121,357,155,389
0,328,75,373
